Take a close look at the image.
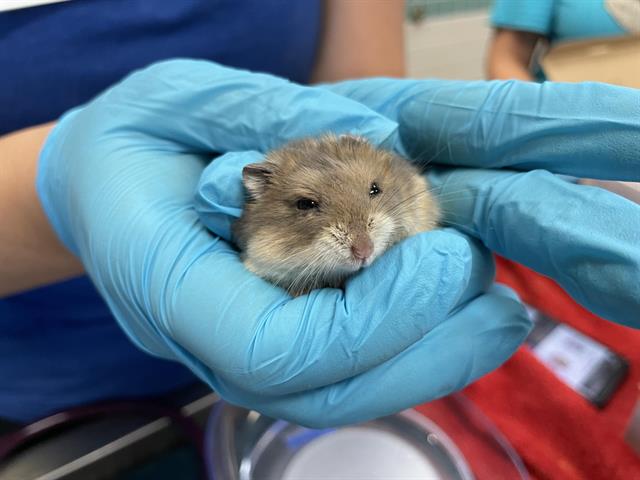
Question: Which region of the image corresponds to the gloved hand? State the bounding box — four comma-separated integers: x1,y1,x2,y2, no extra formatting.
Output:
325,79,640,327
37,60,530,427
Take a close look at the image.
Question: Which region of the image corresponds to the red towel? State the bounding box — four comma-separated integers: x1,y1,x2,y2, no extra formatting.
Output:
461,257,640,479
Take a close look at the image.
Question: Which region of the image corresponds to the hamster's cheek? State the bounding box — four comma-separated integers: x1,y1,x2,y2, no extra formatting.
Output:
413,177,441,232
414,192,441,232
244,233,292,268
368,212,396,260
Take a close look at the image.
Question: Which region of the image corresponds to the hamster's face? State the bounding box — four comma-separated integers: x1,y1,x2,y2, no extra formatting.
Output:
233,135,440,294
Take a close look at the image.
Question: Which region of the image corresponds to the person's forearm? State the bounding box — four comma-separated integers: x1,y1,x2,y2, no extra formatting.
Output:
487,58,535,81
0,123,83,297
486,29,541,81
311,0,406,83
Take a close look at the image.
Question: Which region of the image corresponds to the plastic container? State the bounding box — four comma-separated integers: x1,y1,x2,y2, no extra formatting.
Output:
205,394,528,480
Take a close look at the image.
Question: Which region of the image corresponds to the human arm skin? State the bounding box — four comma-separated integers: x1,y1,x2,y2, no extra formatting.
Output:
0,123,83,297
486,28,544,81
311,0,406,82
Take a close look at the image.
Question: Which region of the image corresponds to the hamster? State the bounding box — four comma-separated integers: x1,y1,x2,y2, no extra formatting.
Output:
233,134,440,296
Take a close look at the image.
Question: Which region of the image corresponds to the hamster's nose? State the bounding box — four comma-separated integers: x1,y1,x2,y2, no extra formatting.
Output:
351,234,374,261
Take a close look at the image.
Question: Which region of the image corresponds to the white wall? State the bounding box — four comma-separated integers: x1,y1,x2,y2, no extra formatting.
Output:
405,11,492,80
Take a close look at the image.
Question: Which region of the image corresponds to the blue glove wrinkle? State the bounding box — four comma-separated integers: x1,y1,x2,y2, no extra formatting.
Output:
190,138,513,396
439,230,496,309
328,75,640,326
229,285,530,429
321,78,418,121
38,60,532,425
192,148,508,395
327,78,640,180
101,160,211,357
408,81,640,179
100,59,400,154
429,167,640,325
177,232,478,395
339,232,469,352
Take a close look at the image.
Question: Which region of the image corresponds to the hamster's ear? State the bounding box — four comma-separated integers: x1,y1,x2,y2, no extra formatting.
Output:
242,163,273,199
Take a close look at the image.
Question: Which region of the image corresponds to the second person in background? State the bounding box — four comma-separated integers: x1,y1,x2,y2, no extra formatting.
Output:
486,0,639,81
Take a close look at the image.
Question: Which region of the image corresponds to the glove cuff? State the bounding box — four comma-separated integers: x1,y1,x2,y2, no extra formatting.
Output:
36,107,84,256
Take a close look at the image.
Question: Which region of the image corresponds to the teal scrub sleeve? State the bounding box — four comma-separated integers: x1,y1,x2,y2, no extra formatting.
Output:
325,78,640,327
491,0,554,35
37,60,530,426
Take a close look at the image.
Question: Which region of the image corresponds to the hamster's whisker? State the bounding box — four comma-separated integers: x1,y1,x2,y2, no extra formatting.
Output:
278,253,323,290
375,188,399,212
375,185,404,212
301,258,330,289
433,191,494,203
409,141,450,169
426,185,476,197
434,198,475,205
432,209,472,229
386,196,429,218
423,142,451,167
286,253,322,287
438,219,473,231
427,178,503,198
429,185,475,195
286,249,335,294
384,190,429,215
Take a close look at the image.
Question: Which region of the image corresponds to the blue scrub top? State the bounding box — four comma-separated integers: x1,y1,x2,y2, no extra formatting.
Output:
0,0,321,423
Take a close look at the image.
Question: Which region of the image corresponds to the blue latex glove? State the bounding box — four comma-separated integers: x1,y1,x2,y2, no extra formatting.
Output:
326,79,640,327
37,60,530,427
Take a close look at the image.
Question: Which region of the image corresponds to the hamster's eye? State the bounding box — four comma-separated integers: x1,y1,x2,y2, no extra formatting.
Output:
296,198,319,210
369,182,381,197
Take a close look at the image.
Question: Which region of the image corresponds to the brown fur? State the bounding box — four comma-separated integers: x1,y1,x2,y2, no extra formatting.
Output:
233,134,440,295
